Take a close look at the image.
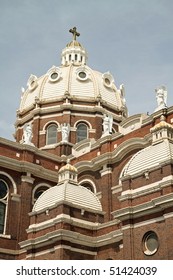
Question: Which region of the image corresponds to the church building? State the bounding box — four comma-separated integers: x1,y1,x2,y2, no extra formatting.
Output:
1,27,173,260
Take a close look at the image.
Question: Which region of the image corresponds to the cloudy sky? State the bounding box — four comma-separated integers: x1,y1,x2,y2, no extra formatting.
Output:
1,0,173,140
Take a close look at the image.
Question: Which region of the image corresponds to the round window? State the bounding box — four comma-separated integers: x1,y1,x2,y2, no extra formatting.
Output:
105,78,111,85
51,72,59,80
0,180,8,199
143,231,159,255
78,71,87,79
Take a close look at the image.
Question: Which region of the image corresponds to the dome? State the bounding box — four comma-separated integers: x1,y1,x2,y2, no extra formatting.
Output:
66,40,83,47
19,64,123,113
122,140,173,177
150,120,173,132
59,162,78,173
33,181,102,213
19,27,125,113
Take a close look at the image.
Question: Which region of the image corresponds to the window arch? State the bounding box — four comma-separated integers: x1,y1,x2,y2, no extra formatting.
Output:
77,123,88,142
79,179,96,193
0,179,9,234
46,124,57,145
32,183,51,204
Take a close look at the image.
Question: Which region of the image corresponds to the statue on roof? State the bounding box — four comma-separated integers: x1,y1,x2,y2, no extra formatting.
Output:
155,86,167,112
102,114,113,137
61,123,70,143
21,123,35,146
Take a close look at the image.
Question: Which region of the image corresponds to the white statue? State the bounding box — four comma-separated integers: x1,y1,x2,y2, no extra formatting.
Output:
102,114,113,137
119,84,126,106
22,123,34,146
155,86,167,112
61,123,70,142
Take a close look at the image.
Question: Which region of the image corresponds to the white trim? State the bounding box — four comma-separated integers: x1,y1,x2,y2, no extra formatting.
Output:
112,193,173,221
100,167,112,177
122,216,165,230
42,120,60,132
120,175,173,201
27,213,100,232
112,185,122,194
32,183,52,205
74,119,92,129
0,171,17,194
20,228,122,250
26,244,97,259
79,179,97,193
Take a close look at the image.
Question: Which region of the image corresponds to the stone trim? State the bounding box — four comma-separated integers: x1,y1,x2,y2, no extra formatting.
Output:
20,228,122,251
120,175,173,201
112,193,173,221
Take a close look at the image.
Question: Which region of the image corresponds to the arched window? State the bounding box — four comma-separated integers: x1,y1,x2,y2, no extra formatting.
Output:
81,182,94,193
46,124,57,145
77,123,88,142
0,180,8,234
34,186,49,203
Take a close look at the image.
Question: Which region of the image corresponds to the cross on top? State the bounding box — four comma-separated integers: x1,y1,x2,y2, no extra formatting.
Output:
69,27,80,41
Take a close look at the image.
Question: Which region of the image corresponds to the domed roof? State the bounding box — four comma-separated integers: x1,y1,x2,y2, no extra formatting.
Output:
66,40,83,47
19,27,125,113
121,118,173,178
122,140,173,177
19,64,123,112
150,120,173,132
33,181,102,213
59,162,78,173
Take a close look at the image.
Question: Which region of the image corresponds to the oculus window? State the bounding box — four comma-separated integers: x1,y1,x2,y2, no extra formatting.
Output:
143,231,159,256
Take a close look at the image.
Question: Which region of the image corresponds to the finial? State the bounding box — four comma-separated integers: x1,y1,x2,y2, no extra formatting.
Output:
69,27,80,41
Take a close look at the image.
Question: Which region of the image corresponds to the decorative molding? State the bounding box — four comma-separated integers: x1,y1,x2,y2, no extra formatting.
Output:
120,175,173,201
112,185,122,194
112,193,173,221
21,175,35,184
20,227,122,251
11,193,21,202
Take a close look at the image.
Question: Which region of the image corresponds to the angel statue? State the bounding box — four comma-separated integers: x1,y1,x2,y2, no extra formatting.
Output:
102,114,113,137
155,86,167,112
61,123,70,143
22,123,34,146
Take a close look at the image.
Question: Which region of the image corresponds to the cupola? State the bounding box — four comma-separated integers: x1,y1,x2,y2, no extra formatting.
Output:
58,159,78,184
61,27,88,66
150,115,173,144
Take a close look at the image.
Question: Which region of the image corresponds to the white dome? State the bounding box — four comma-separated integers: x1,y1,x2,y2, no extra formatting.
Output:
20,64,123,112
33,181,102,213
122,140,173,177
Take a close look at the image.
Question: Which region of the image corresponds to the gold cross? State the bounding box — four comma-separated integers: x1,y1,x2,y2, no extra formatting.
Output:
69,27,80,41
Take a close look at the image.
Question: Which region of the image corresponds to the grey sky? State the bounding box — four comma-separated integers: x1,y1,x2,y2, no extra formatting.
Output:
1,0,173,140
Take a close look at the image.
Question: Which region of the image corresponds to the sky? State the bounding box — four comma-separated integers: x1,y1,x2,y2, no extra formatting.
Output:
0,0,173,140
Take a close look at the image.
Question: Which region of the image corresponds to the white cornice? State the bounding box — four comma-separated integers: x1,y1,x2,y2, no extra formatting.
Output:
20,228,122,251
27,213,100,233
112,193,173,221
120,175,173,201
0,155,58,183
